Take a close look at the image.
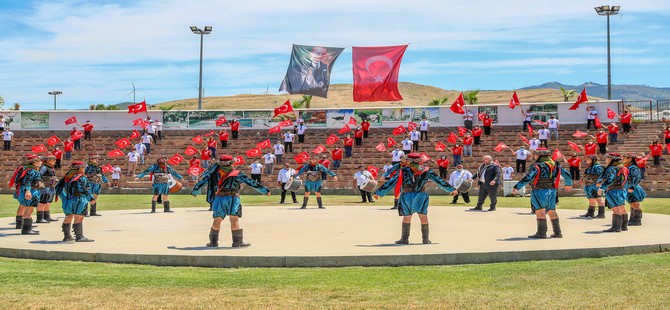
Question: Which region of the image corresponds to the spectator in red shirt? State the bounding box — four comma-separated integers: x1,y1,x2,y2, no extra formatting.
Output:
649,139,663,166
353,127,364,146
82,120,94,140
482,114,493,135
583,139,598,156
663,125,670,146
206,136,217,159
472,125,483,146
433,155,450,179
590,129,608,155
189,156,201,181
70,127,82,150
230,119,240,139
451,143,463,167
218,129,229,149
318,155,331,180
619,109,633,133
331,146,343,168
52,146,63,169
567,153,581,181
360,119,371,138
462,133,474,157
343,135,354,157
636,152,647,179
201,147,212,169
64,138,75,159
607,123,619,143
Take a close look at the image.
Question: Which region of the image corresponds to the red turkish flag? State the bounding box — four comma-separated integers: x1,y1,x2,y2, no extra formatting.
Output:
192,136,204,144
339,124,351,134
392,125,406,136
375,142,386,152
114,138,132,149
607,108,616,119
273,100,294,118
203,130,216,137
419,153,430,164
367,165,379,179
568,88,588,110
246,147,262,157
348,116,357,126
168,153,185,165
477,113,487,121
279,119,293,127
528,125,534,137
294,151,310,164
458,126,467,136
387,137,397,148
184,146,198,157
594,116,603,128
533,120,546,126
325,134,340,145
572,130,588,138
215,116,228,126
450,100,465,114
435,142,447,152
509,91,521,109
32,145,48,153
493,142,508,152
64,116,78,125
269,125,282,134
352,45,407,102
453,93,465,106
107,149,124,157
188,165,204,176
127,101,147,114
129,130,141,140
567,141,582,153
46,136,61,146
312,144,327,154
233,156,245,166
101,164,114,173
132,118,145,127
447,132,458,144
256,139,272,149
552,149,564,161
407,121,418,132
519,133,530,144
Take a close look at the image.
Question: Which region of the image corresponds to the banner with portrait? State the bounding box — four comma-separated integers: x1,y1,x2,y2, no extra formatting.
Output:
279,44,345,98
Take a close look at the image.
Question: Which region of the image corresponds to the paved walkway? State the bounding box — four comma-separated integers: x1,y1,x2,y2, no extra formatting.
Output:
1,206,668,267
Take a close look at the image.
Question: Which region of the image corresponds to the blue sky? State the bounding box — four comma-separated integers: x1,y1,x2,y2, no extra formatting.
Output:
1,0,669,110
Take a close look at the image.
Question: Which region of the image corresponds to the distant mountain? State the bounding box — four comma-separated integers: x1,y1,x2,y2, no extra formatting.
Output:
521,82,670,101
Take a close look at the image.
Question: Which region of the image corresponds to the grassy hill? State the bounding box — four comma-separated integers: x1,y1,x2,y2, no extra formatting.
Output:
154,82,593,110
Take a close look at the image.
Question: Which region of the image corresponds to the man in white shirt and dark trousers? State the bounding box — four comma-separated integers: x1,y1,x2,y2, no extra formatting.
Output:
390,147,405,165
277,163,298,204
419,118,430,141
463,110,474,130
296,122,307,143
263,151,276,175
250,160,263,183
521,109,533,132
273,141,284,163
449,164,472,204
502,163,514,181
586,106,598,130
353,166,374,203
3,128,14,150
401,137,413,153
134,142,147,165
512,146,531,173
547,115,559,140
410,129,420,151
283,131,294,153
537,126,550,148
528,137,541,151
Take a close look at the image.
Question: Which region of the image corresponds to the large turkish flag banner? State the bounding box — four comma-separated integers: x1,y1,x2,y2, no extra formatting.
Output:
352,45,408,102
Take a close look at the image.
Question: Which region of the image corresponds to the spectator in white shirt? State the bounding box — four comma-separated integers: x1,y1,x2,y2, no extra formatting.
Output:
111,165,122,188
283,131,295,153
127,150,140,175
250,160,263,183
537,126,551,148
586,106,598,130
449,164,473,204
273,141,285,162
134,142,147,165
390,147,405,165
463,110,474,130
502,163,514,181
419,118,430,141
401,137,413,152
409,129,420,151
296,122,307,143
353,166,374,203
277,163,298,204
141,133,153,154
547,115,560,140
3,128,14,150
528,138,541,151
155,121,163,141
521,109,533,132
263,151,276,175
147,121,158,145
382,161,394,179
511,146,531,173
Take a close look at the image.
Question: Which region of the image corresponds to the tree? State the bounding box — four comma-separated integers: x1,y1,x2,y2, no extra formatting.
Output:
464,90,480,105
159,105,175,111
13,103,20,110
0,95,4,109
428,97,448,106
560,87,576,101
299,95,313,109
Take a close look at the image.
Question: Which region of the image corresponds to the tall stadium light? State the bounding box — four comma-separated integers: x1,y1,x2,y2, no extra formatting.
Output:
595,5,620,100
190,26,212,110
48,91,62,110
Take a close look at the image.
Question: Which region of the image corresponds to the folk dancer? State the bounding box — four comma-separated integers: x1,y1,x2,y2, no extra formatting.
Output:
55,161,95,242
135,156,186,213
9,154,30,229
293,155,338,209
84,154,110,216
374,153,458,244
579,155,606,219
191,155,270,247
622,153,646,226
597,153,629,233
512,148,573,239
36,155,60,223
14,154,43,235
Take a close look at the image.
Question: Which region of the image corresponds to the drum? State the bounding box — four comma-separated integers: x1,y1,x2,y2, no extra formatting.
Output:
284,178,303,192
454,179,472,193
168,177,183,193
360,179,378,192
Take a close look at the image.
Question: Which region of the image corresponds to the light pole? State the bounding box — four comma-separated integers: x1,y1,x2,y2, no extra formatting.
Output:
595,5,620,100
48,91,62,110
190,26,212,110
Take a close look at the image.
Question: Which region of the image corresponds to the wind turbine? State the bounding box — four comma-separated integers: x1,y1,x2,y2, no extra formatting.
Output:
125,81,137,103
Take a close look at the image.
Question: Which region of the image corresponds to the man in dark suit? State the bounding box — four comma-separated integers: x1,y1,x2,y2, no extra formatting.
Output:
470,155,501,211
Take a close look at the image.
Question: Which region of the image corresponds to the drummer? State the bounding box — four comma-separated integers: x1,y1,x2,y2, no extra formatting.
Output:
293,155,338,209
353,166,374,203
135,156,187,213
449,164,473,204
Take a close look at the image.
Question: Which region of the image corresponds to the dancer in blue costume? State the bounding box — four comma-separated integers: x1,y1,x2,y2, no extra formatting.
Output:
135,156,186,213
192,155,270,247
293,155,338,209
374,153,458,244
14,154,43,235
579,155,606,219
54,161,96,242
597,153,629,233
83,154,110,216
36,155,60,223
513,148,573,239
622,153,646,226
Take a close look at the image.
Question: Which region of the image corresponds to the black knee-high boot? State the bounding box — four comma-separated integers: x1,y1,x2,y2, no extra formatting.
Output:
206,228,219,247
421,224,431,244
595,206,606,218
621,213,628,231
164,201,173,213
528,219,547,239
396,223,410,244
579,206,595,218
151,201,157,213
73,222,94,242
90,203,101,216
603,214,622,232
391,198,398,210
15,215,22,229
629,209,642,226
45,211,59,222
317,197,324,209
36,211,49,223
21,218,39,235
301,196,309,209
62,223,74,242
232,229,250,247
550,218,562,238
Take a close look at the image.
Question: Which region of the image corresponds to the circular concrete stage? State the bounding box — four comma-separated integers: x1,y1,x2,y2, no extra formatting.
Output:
1,206,669,268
